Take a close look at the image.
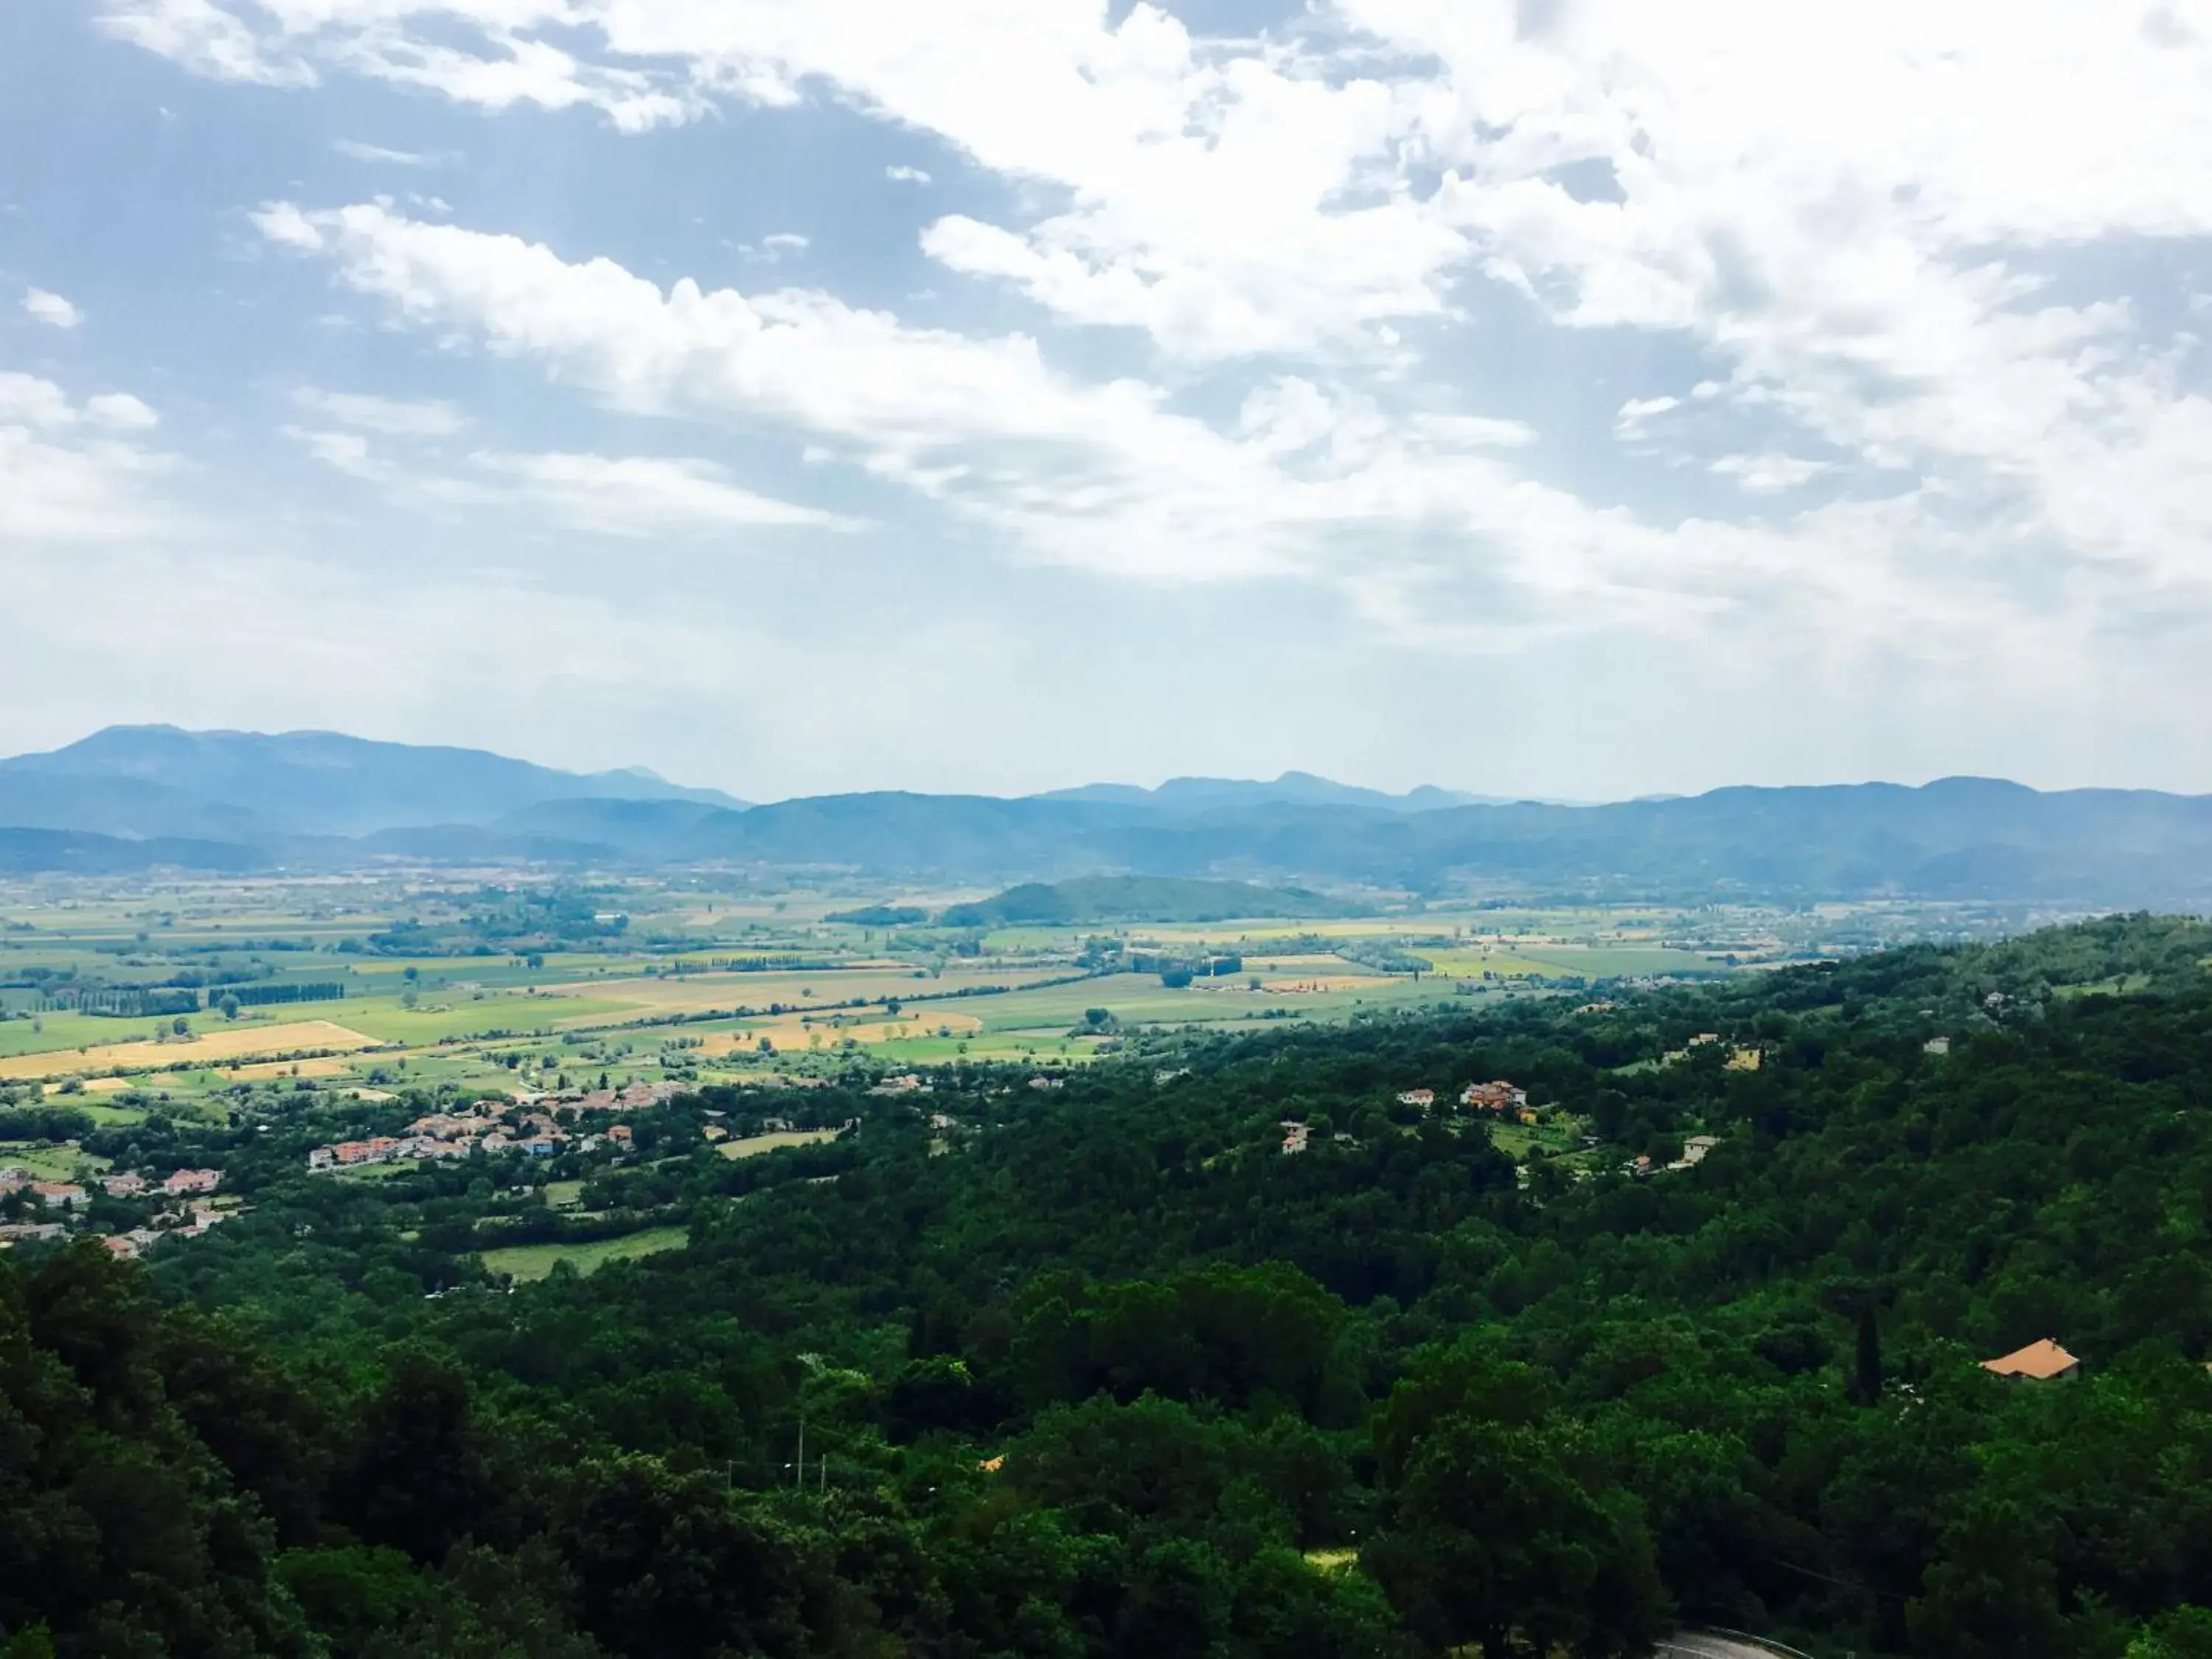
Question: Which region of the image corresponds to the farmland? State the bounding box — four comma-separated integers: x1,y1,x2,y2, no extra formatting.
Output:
0,867,2020,1116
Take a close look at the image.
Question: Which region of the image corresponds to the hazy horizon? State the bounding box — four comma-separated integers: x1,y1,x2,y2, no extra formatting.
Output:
9,1,2212,801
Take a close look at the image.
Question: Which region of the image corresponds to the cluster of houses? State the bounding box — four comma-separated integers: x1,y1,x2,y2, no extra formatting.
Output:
307,1101,640,1172
1390,1080,1537,1123
515,1079,684,1112
1,1164,231,1255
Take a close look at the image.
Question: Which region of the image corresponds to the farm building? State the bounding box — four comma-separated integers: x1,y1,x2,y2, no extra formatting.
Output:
1981,1339,2081,1382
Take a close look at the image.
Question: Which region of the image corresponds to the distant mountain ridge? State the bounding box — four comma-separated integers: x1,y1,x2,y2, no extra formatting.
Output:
3,728,2212,906
1036,771,1537,813
0,725,746,840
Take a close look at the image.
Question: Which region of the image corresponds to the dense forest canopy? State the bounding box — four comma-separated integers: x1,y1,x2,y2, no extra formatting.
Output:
11,916,2212,1657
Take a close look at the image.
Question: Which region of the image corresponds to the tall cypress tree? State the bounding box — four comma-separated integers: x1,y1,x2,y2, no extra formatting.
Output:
1854,1306,1883,1406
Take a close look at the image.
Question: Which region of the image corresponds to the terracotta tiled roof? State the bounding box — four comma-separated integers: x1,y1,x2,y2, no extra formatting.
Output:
1981,1338,2081,1380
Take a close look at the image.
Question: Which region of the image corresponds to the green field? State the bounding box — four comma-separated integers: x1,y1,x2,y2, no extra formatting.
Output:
479,1226,691,1281
0,1141,110,1180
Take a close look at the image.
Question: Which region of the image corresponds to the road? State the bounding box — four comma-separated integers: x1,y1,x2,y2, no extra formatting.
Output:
1658,1635,1802,1659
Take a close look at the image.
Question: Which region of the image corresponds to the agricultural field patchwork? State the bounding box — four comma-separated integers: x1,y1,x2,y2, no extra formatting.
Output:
0,870,1927,1116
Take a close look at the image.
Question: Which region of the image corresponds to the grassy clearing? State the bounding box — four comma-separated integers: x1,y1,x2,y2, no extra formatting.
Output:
717,1130,840,1159
481,1226,690,1281
339,995,633,1043
0,1142,111,1179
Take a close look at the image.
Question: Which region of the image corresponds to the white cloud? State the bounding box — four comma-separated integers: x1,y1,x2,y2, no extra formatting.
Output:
245,199,2074,674
285,425,387,479
467,451,861,533
285,416,853,536
96,0,311,86
1613,395,1679,439
0,370,174,540
293,387,466,435
333,137,438,165
103,2,2212,686
22,289,83,330
1710,453,1831,495
885,165,931,184
84,392,160,431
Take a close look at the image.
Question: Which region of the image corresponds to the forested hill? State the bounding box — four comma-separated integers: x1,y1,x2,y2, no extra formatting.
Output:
13,918,2212,1657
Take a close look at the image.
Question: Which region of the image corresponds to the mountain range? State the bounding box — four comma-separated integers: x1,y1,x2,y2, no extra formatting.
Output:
0,726,744,841
3,726,2212,905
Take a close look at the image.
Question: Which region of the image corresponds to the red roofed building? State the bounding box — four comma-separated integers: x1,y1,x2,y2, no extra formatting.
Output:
1459,1080,1528,1114
1982,1339,2081,1382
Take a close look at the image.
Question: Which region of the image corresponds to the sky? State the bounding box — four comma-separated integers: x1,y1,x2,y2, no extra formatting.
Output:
5,0,2212,803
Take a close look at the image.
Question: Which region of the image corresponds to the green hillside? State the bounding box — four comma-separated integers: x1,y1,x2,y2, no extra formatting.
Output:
12,917,2212,1656
939,874,1368,926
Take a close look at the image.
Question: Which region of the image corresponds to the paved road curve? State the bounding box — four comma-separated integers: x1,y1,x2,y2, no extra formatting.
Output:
1658,1635,1803,1659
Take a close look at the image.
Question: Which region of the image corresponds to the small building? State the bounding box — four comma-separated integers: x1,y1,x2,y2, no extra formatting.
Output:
101,1234,141,1259
1924,1037,1951,1056
1459,1080,1528,1114
1397,1088,1436,1109
32,1182,86,1210
1981,1338,2081,1382
1280,1121,1311,1155
0,1167,29,1192
102,1172,148,1197
163,1168,221,1196
306,1146,336,1172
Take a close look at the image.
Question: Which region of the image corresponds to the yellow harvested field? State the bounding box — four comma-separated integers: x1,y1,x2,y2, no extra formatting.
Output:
44,1074,136,1095
0,1020,380,1080
220,1055,356,1081
717,1129,839,1159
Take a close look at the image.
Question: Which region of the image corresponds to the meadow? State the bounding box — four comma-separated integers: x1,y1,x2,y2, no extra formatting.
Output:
478,1225,692,1280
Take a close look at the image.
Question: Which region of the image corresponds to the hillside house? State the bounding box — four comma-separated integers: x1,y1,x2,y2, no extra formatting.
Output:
1280,1121,1311,1155
164,1168,221,1196
103,1172,147,1197
33,1182,86,1209
1397,1088,1436,1109
1459,1080,1528,1114
1981,1338,2081,1382
0,1168,29,1192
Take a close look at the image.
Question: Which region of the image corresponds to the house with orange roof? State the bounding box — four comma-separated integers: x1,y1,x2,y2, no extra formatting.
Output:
1981,1338,2081,1382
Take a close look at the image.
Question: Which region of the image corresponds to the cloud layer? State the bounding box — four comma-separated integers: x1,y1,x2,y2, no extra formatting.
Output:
21,0,2212,793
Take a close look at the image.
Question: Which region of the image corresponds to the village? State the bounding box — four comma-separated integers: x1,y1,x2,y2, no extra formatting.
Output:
0,1160,229,1257
304,1077,687,1171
